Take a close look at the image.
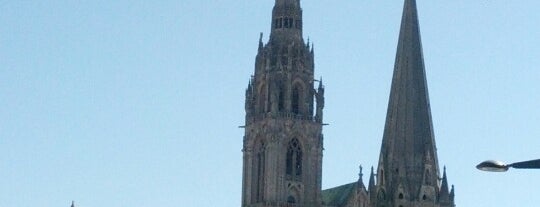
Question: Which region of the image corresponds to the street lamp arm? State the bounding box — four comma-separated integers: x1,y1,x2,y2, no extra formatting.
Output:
508,159,540,169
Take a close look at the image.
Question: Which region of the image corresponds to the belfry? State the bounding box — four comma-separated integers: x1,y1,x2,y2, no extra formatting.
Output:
241,0,325,206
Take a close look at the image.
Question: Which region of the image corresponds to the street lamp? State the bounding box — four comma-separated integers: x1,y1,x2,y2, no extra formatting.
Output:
476,159,540,172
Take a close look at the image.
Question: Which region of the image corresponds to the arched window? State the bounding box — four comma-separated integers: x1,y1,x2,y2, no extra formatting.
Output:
284,18,291,28
275,18,283,29
278,85,285,111
254,141,266,202
378,190,386,201
286,138,302,177
292,85,302,114
288,18,294,28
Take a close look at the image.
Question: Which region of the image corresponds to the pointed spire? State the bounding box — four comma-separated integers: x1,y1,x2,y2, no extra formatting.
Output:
377,0,443,201
368,166,376,191
247,79,253,93
71,201,75,207
440,166,450,197
450,185,455,201
318,77,324,89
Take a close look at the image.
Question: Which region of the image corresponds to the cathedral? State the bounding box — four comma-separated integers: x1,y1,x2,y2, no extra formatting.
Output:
241,0,456,206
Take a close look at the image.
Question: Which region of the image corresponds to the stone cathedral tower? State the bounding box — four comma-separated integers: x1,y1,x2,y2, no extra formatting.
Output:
242,1,456,207
369,0,455,206
241,0,325,207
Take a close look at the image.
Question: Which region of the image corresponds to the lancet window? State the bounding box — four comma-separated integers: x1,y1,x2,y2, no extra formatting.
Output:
254,141,266,202
292,85,301,114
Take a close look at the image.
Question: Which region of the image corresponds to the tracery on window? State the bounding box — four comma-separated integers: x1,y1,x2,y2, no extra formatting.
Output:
286,138,303,178
378,190,386,201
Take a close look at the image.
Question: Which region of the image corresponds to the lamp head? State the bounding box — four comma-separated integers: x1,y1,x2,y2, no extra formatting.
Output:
476,160,509,172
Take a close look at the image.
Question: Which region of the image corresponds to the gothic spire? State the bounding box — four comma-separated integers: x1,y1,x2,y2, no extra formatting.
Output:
377,0,441,200
368,166,376,191
450,185,455,201
71,201,75,207
440,166,450,197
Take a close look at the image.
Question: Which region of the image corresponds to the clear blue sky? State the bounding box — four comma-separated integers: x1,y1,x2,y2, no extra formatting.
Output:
1,1,540,206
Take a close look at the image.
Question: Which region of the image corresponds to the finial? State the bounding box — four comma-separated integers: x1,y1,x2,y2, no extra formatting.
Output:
357,164,366,189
